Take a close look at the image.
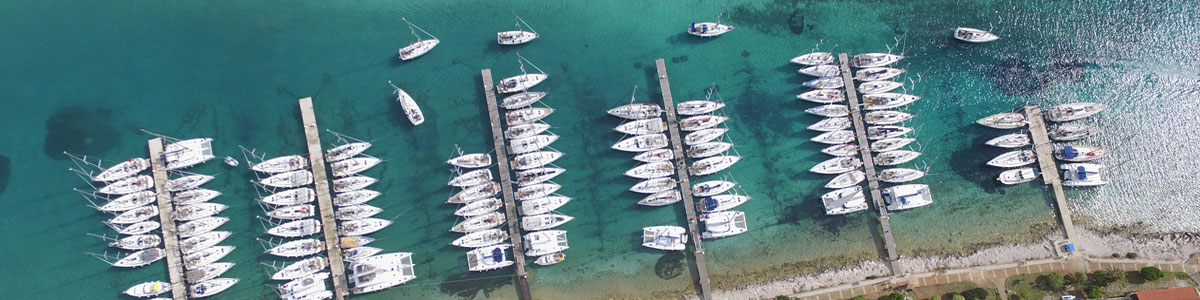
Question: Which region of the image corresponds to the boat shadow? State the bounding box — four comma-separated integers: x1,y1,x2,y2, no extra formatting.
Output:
665,32,718,46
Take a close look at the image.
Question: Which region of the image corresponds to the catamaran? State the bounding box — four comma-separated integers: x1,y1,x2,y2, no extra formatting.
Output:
523,230,569,257
688,5,734,37
701,211,748,239
390,81,424,125
467,245,515,272
822,186,868,215
642,226,688,251
498,13,539,45
883,184,933,211
398,18,439,61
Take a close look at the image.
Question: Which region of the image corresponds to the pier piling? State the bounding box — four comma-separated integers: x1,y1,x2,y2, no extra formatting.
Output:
479,69,533,300
147,138,188,300
298,97,351,299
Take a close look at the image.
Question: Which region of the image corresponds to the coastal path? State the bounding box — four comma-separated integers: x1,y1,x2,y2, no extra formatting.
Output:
147,138,188,300
298,97,351,299
479,69,533,300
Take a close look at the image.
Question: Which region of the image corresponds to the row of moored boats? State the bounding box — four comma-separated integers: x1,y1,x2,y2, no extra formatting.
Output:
979,102,1110,186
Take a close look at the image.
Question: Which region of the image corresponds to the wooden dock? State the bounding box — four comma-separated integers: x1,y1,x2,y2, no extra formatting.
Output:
837,53,901,275
1024,106,1078,251
655,58,714,300
298,97,351,300
479,69,533,300
147,138,188,300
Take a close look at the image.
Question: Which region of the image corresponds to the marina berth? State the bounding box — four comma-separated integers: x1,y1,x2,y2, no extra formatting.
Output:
874,150,921,166
523,230,569,257
325,142,371,162
336,204,384,220
878,168,926,183
110,234,161,251
810,157,862,174
1047,102,1106,122
98,175,153,195
855,67,905,81
988,149,1037,168
684,128,728,145
268,238,324,258
625,161,675,179
260,170,314,189
278,272,330,300
97,191,156,212
93,158,150,182
863,93,919,110
642,226,688,251
997,167,1039,185
125,281,169,298
189,278,238,298
867,125,913,140
186,262,234,284
331,156,381,177
534,252,566,266
1049,124,1102,141
467,245,515,272
506,122,552,139
985,133,1032,148
858,80,904,94
173,188,221,206
446,153,492,169
501,91,547,109
519,195,571,215
1061,163,1108,186
797,89,846,104
883,184,933,211
821,143,859,157
612,133,669,152
339,218,392,236
607,103,664,120
498,13,538,45
273,257,328,280
805,104,851,117
177,217,228,238
520,213,574,231
448,169,493,187
117,221,160,235
251,155,307,174
454,198,503,217
262,188,316,206
451,229,508,248
822,186,868,216
516,167,566,186
812,130,856,144
698,194,750,212
803,76,845,89
508,134,558,154
333,189,381,207
515,183,560,200
954,27,1000,43
450,211,506,233
976,112,1027,129
631,177,677,194
497,73,549,94
267,219,322,238
798,64,841,77
333,175,377,192
342,247,383,261
687,141,733,158
505,107,554,125
679,114,728,131
391,82,424,125
871,137,916,152
851,53,904,68
174,203,227,221
510,151,563,170
109,205,158,224
398,18,439,61
689,155,741,176
180,231,230,254
1054,144,1109,162
864,110,914,125
634,148,675,163
676,100,725,116
638,189,683,206
183,246,234,269
791,52,835,65
701,210,748,239
826,170,866,189
693,180,736,197
113,248,165,268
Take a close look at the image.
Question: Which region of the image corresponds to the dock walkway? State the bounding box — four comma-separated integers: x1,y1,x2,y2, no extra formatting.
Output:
655,58,714,300
1024,106,1077,250
479,69,533,300
147,138,188,300
298,97,350,300
838,53,901,275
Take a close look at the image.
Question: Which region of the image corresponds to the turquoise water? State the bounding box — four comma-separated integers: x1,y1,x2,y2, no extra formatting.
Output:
2,0,1198,299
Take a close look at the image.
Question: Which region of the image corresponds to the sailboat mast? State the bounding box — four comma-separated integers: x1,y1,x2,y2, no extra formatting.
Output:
717,4,725,25
515,13,537,34
403,17,438,40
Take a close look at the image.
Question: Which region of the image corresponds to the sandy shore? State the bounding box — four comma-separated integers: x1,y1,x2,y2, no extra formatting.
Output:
1073,228,1200,261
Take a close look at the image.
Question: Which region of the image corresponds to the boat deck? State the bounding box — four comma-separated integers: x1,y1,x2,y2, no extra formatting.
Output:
298,97,351,300
655,58,714,300
479,69,533,300
147,138,188,300
838,53,901,275
1024,106,1077,253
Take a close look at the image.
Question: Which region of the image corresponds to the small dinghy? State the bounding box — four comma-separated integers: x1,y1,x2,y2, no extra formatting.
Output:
954,27,999,43
452,229,509,248
267,204,315,220
174,188,221,206
1061,163,1108,186
333,190,381,207
878,168,925,183
871,137,917,152
262,188,315,206
625,161,675,179
1049,124,1101,141
635,148,674,163
175,203,227,222
701,211,748,239
501,91,547,109
687,142,732,158
447,153,492,169
998,167,1039,185
821,144,859,157
977,112,1027,129
608,103,663,120
1054,144,1109,162
515,183,561,201
867,125,912,140
677,100,725,116
397,19,439,61
822,186,868,215
985,133,1031,148
631,177,677,194
812,130,856,144
98,191,156,212
510,151,562,170
642,226,688,251
341,246,383,261
184,246,235,269
864,93,919,110
190,278,238,298
166,174,214,192
808,117,852,132
693,180,736,197
111,234,161,251
331,157,381,177
826,170,866,189
114,248,165,268
638,189,682,206
510,134,558,155
339,218,392,236
334,175,377,193
855,67,905,81
865,110,914,125
260,170,313,189
252,155,307,174
874,150,921,166
337,205,384,221
988,150,1037,168
467,244,515,272
268,219,322,238
99,175,153,195
851,53,904,68
534,252,566,266
125,281,169,298
448,169,493,187
520,195,571,215
698,194,750,212
790,52,834,65
521,213,574,231
451,211,506,233
455,198,503,217
516,167,565,186
497,73,549,93
506,122,551,140
806,104,850,117
498,13,539,45
810,157,862,174
615,118,666,135
506,107,554,125
524,230,569,257
797,89,845,104
798,64,841,77
177,217,228,238
93,158,150,182
117,221,160,235
1047,102,1106,122
689,155,740,176
268,238,324,258
110,205,158,225
858,81,904,94
448,182,501,204
612,133,669,152
273,257,327,281
325,142,371,162
679,115,728,131
685,128,728,145
803,76,844,89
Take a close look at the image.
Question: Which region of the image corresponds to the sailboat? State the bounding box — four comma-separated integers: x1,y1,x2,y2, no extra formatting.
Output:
498,13,539,45
688,5,735,37
390,81,424,125
398,18,439,61
497,53,548,93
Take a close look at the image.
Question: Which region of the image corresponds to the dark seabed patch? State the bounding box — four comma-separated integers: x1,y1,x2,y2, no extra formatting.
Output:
43,106,120,160
988,44,1090,96
438,271,512,298
787,10,805,35
0,154,8,195
654,251,685,279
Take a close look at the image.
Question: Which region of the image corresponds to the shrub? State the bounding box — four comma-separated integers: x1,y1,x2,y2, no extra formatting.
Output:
1067,272,1088,286
963,288,989,300
1091,270,1120,287
776,296,793,300
1126,252,1138,259
932,296,942,300
1141,266,1164,281
952,295,967,300
1085,286,1103,299
889,292,905,300
1046,272,1065,290
852,296,867,300
1111,253,1121,258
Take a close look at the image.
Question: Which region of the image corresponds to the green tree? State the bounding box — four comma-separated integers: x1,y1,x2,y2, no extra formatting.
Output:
963,288,989,300
1141,266,1164,281
1085,286,1103,299
932,296,942,300
1091,270,1120,287
889,292,906,300
1126,252,1139,259
952,295,967,300
852,296,867,300
1067,272,1088,286
1046,272,1065,290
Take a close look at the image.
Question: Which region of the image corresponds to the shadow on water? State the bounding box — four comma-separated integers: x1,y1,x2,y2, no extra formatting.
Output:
438,270,515,298
947,128,1007,194
0,154,8,195
665,32,715,46
654,251,687,280
43,106,120,160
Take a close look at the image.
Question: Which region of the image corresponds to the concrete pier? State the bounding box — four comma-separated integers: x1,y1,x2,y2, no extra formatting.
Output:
479,69,533,300
298,97,350,300
147,138,188,300
838,53,901,275
1024,106,1078,252
655,58,714,300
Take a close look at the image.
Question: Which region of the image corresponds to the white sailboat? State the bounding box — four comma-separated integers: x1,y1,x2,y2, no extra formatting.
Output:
867,125,912,140
1049,124,1101,141
608,103,663,120
505,107,554,125
803,76,844,89
797,89,845,104
109,205,158,225
113,248,165,268
692,180,736,197
851,53,904,68
976,112,1027,129
252,155,307,174
689,155,740,176
870,137,917,152
110,234,161,251
94,158,150,182
631,177,676,194
988,150,1036,168
954,27,1000,43
268,219,322,238
125,281,170,298
497,55,548,93
638,189,682,206
184,246,235,269
174,203,227,221
520,213,573,231
684,128,727,145
878,168,925,183
273,257,328,281
116,221,159,235
325,142,371,162
398,18,439,61
268,239,324,258
262,188,316,206
677,100,725,116
515,167,565,186
180,231,230,255
826,170,866,189
333,190,381,207
1047,102,1106,122
510,151,562,170
451,229,508,248
509,134,558,154
172,187,221,206
189,278,238,298
812,130,855,144
633,148,674,163
858,80,904,94
821,144,859,157
260,170,314,189
625,161,675,179
187,262,234,284
451,211,506,233
612,133,669,152
333,175,377,192
519,195,571,215
687,141,733,158
790,52,834,66
389,81,424,125
810,157,862,174
697,193,750,212
687,5,734,37
98,175,153,195
874,150,921,166
985,133,1031,148
501,91,547,109
454,198,502,217
679,115,728,131
331,157,381,178
1054,144,1109,162
855,67,905,81
506,122,551,139
337,205,384,221
339,218,392,236
177,217,228,238
864,110,914,125
863,93,919,110
615,119,666,135
805,104,850,117
797,64,840,77
447,153,491,169
498,13,539,45
515,183,560,201
97,191,156,212
448,169,493,187
267,204,316,220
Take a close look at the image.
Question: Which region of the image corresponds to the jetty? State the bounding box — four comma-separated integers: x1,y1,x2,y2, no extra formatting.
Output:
146,138,188,300
1024,106,1078,252
838,53,901,275
479,69,533,300
298,97,351,300
655,58,714,300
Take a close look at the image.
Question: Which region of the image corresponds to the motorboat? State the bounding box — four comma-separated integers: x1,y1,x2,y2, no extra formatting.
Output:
1050,124,1101,141
325,142,371,162
501,91,547,110
821,143,859,157
790,52,834,65
812,130,855,144
334,190,381,207
117,221,159,235
94,158,149,182
867,125,912,140
109,205,158,225
612,133,669,152
865,110,914,125
186,262,234,284
397,18,439,60
698,194,750,212
523,230,569,257
803,76,844,89
685,128,728,145
625,161,675,179
334,175,377,192
701,210,747,239
262,188,316,206
390,83,424,126
615,119,666,135
113,248,165,268
693,180,735,197
342,247,383,261
98,175,153,195
977,112,1026,129
347,253,417,294
858,80,904,94
260,170,314,189
337,204,384,220
874,150,921,166
505,107,554,125
331,157,381,177
798,64,840,77
174,188,221,206
638,189,682,206
797,89,845,104
521,213,573,231
125,281,169,298
810,157,862,174
97,191,156,212
863,93,919,110
534,252,565,266
687,5,734,37
855,67,905,81
631,177,677,194
515,183,560,200
451,211,506,233
467,245,515,272
851,53,904,68
985,133,1031,148
509,134,558,154
184,246,234,269
689,155,740,176
883,184,933,211
642,226,688,251
189,278,238,298
516,167,565,186
998,167,1039,185
447,153,491,169
687,142,732,158
267,204,316,220
498,13,539,45
110,234,161,251
677,100,725,116
497,73,549,94
506,122,551,140
1047,102,1106,122
451,229,508,248
808,117,852,132
805,104,850,117
826,170,866,189
878,168,926,183
252,155,307,174
177,217,228,238
180,231,230,255
680,114,728,131
1054,144,1109,162
175,203,227,221
268,219,322,238
520,195,571,215
279,272,330,300
871,137,916,152
340,218,392,236
448,169,493,187
454,198,502,217
988,150,1036,167
1061,163,1108,186
607,103,663,120
268,238,324,258
954,27,999,43
224,156,238,167
273,257,328,280
510,151,562,170
634,148,674,163
822,186,868,215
